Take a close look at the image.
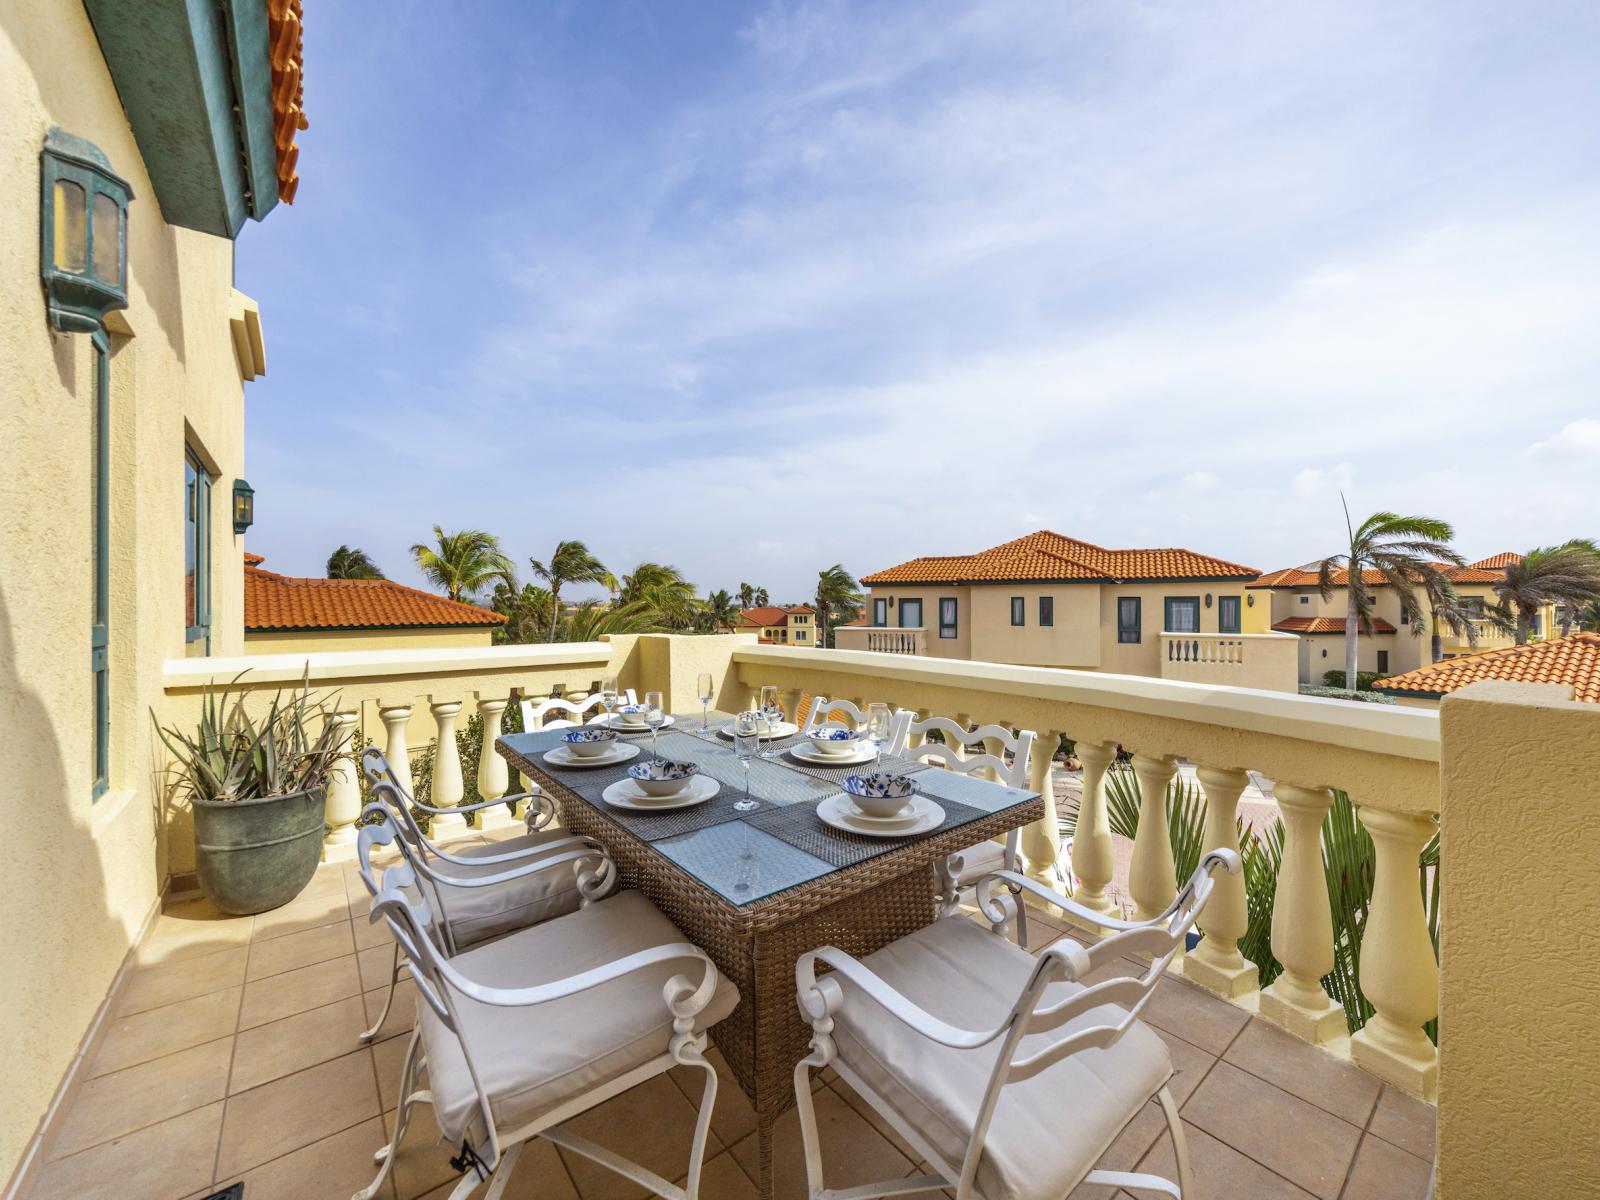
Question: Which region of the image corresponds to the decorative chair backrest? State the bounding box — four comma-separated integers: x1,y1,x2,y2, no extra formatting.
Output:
521,689,637,731
360,747,436,857
801,696,912,747
954,850,1237,1195
895,715,1034,787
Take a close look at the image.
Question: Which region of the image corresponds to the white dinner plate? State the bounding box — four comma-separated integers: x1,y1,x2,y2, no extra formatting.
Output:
816,793,945,838
601,774,720,811
716,720,799,740
788,741,878,767
606,715,675,733
542,742,641,769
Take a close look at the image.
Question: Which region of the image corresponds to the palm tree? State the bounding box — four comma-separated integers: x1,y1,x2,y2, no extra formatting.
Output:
814,564,864,649
1492,540,1600,643
490,581,554,644
409,526,514,603
620,563,702,630
737,582,756,610
754,586,770,607
704,588,739,631
1577,599,1600,633
600,572,621,605
1317,500,1463,689
1422,587,1512,663
528,540,610,642
326,545,384,580
563,599,659,641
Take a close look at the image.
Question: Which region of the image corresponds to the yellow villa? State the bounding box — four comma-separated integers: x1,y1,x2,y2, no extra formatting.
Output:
736,604,817,645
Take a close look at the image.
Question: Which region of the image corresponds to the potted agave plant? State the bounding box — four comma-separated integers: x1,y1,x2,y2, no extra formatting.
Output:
154,671,347,915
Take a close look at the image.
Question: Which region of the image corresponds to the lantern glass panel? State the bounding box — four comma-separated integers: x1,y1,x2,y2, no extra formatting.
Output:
92,191,120,283
53,179,86,271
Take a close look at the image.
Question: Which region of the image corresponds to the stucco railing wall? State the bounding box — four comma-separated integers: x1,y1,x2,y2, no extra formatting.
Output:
727,642,1443,1101
834,625,929,655
1159,631,1301,692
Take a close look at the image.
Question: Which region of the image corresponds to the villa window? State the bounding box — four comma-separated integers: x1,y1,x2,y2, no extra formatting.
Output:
1010,596,1025,626
1377,650,1389,673
185,445,212,647
1299,594,1311,605
939,597,958,639
1117,596,1141,643
899,598,923,629
793,629,807,642
1164,596,1201,633
1218,595,1241,634
873,598,887,626
1039,595,1053,627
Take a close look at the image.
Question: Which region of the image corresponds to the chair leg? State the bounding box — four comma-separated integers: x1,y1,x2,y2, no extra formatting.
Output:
793,1055,827,1200
1157,1086,1193,1199
359,943,402,1043
354,1032,422,1199
679,1044,720,1200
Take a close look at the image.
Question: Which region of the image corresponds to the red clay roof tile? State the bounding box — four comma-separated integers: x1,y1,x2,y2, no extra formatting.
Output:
861,530,1256,586
1376,633,1600,702
245,563,504,631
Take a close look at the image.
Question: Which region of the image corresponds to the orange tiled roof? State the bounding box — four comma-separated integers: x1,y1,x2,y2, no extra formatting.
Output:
1272,616,1398,635
738,605,812,627
245,561,504,631
1375,633,1600,703
268,0,308,204
1470,552,1523,570
244,551,265,566
861,531,1256,586
1254,563,1505,588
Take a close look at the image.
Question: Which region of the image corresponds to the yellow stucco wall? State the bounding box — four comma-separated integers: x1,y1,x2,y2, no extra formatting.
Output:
245,626,496,655
1437,681,1600,1198
0,3,251,1185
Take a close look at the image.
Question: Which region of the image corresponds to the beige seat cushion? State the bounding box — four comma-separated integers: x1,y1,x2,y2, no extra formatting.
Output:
419,829,587,949
951,839,1008,887
829,918,1170,1200
420,890,739,1147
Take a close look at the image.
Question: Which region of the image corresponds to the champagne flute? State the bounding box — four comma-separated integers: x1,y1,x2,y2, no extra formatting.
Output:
697,672,714,733
733,711,760,812
758,684,781,758
601,673,619,726
865,701,892,772
644,690,665,761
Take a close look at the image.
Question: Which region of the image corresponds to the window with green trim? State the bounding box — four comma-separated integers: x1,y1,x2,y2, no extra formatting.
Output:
91,333,110,797
185,445,212,648
1117,596,1141,643
1039,596,1053,627
939,597,958,639
1218,595,1241,633
1164,596,1201,633
1010,596,1025,626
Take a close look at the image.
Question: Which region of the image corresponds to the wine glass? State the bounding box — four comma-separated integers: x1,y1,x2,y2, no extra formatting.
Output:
758,685,781,758
643,690,665,760
697,672,715,733
733,711,760,812
865,701,892,772
600,673,619,726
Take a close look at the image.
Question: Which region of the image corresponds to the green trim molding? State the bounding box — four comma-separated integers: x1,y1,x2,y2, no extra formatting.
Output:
82,0,279,237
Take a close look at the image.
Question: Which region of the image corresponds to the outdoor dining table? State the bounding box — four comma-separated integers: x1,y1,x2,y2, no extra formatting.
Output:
495,711,1043,1198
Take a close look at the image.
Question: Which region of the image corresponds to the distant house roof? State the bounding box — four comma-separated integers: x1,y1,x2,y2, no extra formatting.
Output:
1375,633,1600,703
738,605,813,628
1272,616,1398,635
1469,551,1523,570
244,555,504,632
1253,562,1507,588
861,530,1257,586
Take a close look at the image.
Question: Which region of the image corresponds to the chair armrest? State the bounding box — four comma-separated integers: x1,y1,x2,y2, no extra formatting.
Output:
423,832,599,870
435,940,720,1020
796,946,1009,1051
415,842,608,890
974,870,1148,934
417,785,541,819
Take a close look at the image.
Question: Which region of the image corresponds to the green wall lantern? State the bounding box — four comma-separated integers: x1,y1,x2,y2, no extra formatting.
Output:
40,128,133,335
232,479,256,534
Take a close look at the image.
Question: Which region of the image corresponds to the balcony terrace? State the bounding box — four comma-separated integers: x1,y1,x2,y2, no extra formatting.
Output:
12,634,1597,1200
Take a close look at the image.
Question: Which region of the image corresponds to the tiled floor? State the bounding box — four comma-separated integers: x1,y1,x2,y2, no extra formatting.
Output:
23,830,1434,1200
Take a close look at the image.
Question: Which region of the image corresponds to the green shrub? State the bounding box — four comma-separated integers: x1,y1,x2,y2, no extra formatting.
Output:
1321,670,1386,691
1301,685,1397,704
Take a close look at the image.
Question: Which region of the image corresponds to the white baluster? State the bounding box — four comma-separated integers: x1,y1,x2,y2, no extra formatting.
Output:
322,710,362,856
780,688,802,724
1128,754,1178,925
429,697,465,835
474,695,517,832
379,704,413,798
1069,741,1119,924
1259,783,1345,1042
1350,807,1439,1098
1021,728,1063,888
1186,766,1258,996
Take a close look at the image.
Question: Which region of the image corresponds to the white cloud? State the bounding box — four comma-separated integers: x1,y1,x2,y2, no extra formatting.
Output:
1526,418,1600,460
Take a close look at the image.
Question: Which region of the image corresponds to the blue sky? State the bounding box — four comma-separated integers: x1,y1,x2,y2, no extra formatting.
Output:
238,0,1600,604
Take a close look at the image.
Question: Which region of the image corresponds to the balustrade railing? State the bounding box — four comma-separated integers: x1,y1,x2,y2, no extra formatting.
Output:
835,625,927,655
1158,630,1300,692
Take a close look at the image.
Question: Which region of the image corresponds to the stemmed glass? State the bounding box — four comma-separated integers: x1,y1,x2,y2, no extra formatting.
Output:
732,711,760,812
865,701,892,772
643,690,665,761
600,674,619,727
697,672,715,734
758,685,781,759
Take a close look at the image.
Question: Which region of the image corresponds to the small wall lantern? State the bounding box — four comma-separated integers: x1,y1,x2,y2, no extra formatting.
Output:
232,479,255,533
1247,594,1256,607
1204,593,1213,608
40,128,133,335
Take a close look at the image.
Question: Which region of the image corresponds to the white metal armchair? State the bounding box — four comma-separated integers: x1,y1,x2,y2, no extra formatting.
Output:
353,817,740,1200
355,748,611,1042
800,695,912,745
792,850,1241,1200
520,689,637,730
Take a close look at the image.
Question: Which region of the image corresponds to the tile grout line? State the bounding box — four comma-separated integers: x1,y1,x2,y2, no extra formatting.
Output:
212,909,261,1189
1335,1086,1389,1200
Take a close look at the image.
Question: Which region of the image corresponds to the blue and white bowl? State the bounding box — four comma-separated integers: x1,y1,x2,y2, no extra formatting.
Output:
562,727,619,759
843,772,917,818
627,759,700,797
614,704,649,728
805,724,864,757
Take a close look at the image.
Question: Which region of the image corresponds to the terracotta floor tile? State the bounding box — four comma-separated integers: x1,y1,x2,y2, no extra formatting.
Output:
138,896,254,967
354,901,393,949
1367,1085,1437,1161
1137,974,1252,1055
1135,1118,1317,1200
116,945,248,1016
244,920,355,981
27,1101,224,1200
679,1150,758,1200
828,1077,926,1167
728,1087,914,1200
229,994,368,1093
88,986,241,1077
1182,1060,1360,1199
667,1046,757,1150
1223,1016,1381,1126
216,1049,380,1179
383,1103,462,1200
229,1115,395,1200
251,884,355,942
557,1075,719,1200
48,1037,233,1159
363,978,420,1043
239,953,363,1029
414,1136,579,1200
1342,1132,1433,1200
372,1028,417,1113
361,942,409,992
1153,1025,1219,1105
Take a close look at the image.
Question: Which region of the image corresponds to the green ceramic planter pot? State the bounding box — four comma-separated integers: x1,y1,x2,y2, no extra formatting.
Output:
192,787,326,915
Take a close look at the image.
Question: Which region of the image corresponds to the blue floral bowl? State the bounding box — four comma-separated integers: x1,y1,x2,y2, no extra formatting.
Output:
562,727,619,758
843,772,917,818
614,704,649,727
627,759,700,796
805,724,864,756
